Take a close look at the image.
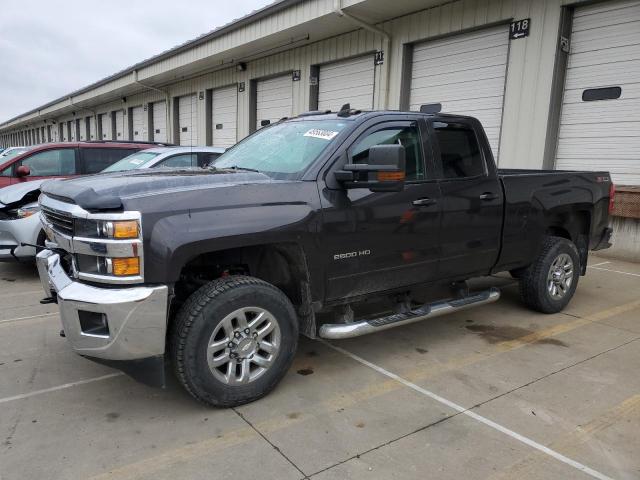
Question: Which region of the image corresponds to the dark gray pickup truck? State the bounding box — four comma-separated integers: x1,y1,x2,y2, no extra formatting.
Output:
36,107,613,406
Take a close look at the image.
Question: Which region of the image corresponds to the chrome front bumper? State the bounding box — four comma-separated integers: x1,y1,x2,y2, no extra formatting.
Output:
36,249,169,361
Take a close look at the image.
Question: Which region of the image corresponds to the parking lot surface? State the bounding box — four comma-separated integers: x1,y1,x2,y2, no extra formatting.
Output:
0,256,638,480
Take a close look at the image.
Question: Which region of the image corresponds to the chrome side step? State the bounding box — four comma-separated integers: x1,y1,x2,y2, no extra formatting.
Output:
318,287,500,340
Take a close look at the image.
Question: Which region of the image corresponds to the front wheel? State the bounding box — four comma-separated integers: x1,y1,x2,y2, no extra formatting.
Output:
519,236,580,314
170,276,298,407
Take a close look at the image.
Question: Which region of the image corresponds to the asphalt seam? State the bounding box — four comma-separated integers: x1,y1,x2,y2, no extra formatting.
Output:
232,407,309,479
312,338,635,480
467,335,640,412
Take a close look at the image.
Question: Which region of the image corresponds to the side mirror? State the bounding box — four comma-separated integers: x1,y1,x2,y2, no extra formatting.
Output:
16,165,30,177
335,144,406,192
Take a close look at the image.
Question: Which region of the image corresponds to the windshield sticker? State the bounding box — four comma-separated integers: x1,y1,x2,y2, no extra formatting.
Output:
130,159,145,165
303,129,339,141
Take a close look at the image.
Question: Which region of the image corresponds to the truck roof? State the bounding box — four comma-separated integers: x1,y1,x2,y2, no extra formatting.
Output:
283,109,477,124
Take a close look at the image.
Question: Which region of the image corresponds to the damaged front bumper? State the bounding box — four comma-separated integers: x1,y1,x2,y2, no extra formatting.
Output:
36,249,170,386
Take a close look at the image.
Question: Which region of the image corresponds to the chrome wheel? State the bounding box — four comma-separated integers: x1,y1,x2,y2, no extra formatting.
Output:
547,253,574,300
207,307,281,385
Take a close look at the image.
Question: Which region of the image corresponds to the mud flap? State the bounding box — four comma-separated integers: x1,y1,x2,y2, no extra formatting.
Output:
83,355,166,388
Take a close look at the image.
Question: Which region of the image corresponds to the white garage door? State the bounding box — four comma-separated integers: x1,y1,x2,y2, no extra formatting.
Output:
211,86,238,147
409,25,509,160
131,106,144,141
179,94,198,146
556,0,640,185
152,101,167,143
78,119,85,141
318,55,375,112
115,110,125,140
256,75,293,130
100,113,111,140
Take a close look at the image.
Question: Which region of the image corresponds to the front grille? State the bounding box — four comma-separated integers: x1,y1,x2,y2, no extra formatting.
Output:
42,206,74,236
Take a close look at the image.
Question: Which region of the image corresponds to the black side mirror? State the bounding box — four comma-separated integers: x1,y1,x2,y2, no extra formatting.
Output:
335,144,406,192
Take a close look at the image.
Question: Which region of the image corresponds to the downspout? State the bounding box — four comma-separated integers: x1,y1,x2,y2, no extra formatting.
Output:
133,69,171,142
333,1,391,109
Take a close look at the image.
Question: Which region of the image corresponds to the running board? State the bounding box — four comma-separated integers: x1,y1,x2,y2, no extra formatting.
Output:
319,288,500,340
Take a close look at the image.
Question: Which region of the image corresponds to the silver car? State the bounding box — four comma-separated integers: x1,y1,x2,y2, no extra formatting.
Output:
102,146,225,172
0,146,226,261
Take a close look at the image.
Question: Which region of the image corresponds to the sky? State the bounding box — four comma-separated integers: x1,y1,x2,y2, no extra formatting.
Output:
0,0,271,122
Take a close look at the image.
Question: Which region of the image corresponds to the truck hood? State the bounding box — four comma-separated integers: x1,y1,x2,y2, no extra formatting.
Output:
39,168,275,210
0,179,47,207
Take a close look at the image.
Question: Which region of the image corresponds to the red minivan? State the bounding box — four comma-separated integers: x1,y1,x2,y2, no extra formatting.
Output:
0,142,169,188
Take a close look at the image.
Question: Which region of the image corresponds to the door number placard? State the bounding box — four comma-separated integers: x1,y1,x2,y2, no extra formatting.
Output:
510,18,530,39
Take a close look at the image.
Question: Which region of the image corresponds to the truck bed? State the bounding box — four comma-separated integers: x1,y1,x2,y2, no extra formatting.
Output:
493,169,612,274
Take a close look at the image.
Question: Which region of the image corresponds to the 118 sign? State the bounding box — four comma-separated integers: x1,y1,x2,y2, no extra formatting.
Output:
510,18,530,39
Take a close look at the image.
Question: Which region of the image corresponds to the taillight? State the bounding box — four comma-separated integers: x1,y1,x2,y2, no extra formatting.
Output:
608,184,616,215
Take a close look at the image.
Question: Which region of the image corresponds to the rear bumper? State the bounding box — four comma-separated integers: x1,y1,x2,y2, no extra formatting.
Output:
593,227,613,251
36,249,169,385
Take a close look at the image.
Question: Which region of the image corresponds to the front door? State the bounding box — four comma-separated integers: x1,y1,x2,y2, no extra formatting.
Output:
320,120,442,301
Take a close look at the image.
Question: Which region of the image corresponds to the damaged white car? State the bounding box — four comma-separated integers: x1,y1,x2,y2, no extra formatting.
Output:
0,180,47,261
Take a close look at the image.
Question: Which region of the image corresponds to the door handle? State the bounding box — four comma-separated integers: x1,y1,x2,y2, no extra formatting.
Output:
412,197,437,207
479,192,499,201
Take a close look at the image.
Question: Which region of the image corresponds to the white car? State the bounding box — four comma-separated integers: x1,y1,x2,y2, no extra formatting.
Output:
102,146,225,172
0,146,226,261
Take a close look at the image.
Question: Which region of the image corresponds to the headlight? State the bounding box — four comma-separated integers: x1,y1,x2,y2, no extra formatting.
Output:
75,219,140,239
16,203,40,219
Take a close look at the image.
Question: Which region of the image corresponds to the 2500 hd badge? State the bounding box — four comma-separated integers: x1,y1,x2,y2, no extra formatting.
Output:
333,250,371,260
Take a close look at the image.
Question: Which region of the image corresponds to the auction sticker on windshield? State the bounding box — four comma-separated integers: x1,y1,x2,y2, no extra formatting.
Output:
304,129,339,141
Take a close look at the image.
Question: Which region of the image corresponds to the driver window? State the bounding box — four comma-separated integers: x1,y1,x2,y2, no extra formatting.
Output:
351,126,426,181
157,153,197,168
20,149,76,176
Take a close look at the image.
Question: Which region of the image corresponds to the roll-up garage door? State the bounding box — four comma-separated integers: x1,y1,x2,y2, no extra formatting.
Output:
256,75,293,130
556,1,640,185
318,55,375,112
78,119,85,141
409,25,509,160
211,86,237,147
115,110,125,140
131,106,144,141
67,121,73,141
179,94,198,146
152,101,167,143
100,113,111,140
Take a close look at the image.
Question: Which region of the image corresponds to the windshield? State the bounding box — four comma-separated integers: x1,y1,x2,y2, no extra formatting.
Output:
102,151,160,172
0,147,30,160
213,120,347,179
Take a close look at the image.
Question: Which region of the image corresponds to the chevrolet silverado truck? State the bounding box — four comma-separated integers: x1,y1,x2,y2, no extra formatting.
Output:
35,107,614,407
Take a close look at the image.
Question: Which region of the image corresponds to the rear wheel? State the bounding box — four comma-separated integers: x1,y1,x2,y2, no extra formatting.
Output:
519,236,580,313
170,276,298,407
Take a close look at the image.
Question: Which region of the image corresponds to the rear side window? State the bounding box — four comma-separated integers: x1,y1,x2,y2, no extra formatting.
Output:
82,148,138,173
433,122,485,179
20,148,77,176
157,153,198,168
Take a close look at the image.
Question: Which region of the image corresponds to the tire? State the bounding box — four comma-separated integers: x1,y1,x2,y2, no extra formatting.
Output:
170,275,298,407
519,236,580,314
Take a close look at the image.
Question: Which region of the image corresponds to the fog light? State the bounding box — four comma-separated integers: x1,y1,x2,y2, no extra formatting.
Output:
112,257,140,276
78,311,109,337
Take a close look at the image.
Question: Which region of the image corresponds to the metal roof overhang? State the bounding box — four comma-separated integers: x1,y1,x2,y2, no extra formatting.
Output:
1,0,442,130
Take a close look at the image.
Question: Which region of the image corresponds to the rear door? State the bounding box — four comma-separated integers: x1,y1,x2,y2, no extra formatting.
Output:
429,118,503,278
80,148,139,174
321,118,442,300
